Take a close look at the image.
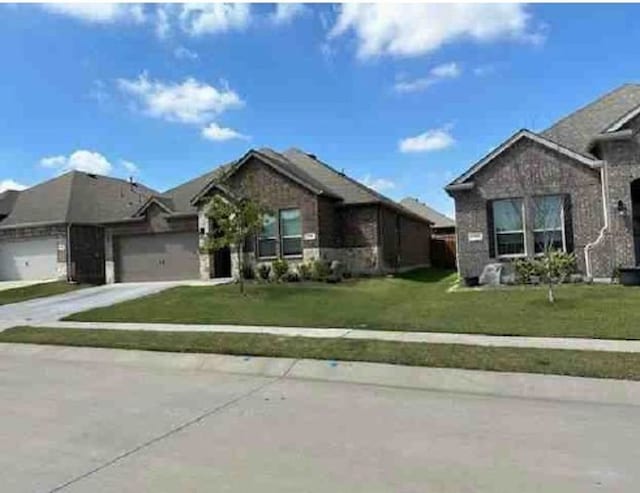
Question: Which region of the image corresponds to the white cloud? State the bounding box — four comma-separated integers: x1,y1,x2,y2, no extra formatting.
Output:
394,62,461,94
42,3,145,24
117,73,243,124
40,150,113,175
361,175,396,193
473,64,497,77
174,46,199,60
120,160,140,175
329,4,540,59
201,123,248,142
179,3,251,36
155,5,171,38
0,179,27,193
400,126,455,153
271,4,306,25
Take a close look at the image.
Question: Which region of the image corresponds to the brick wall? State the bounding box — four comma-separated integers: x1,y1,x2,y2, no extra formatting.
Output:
451,137,603,279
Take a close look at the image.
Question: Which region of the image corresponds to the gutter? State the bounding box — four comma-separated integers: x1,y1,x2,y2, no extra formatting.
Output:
584,160,609,279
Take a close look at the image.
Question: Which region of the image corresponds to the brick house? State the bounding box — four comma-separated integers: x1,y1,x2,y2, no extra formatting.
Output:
0,172,154,283
446,83,640,284
102,147,432,282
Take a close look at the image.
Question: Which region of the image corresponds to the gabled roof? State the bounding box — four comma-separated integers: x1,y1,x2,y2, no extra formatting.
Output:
541,83,640,155
0,171,157,229
446,130,601,191
164,147,430,225
162,163,234,214
399,198,452,228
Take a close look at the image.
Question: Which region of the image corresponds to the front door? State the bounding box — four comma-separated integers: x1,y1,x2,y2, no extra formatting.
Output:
213,247,231,278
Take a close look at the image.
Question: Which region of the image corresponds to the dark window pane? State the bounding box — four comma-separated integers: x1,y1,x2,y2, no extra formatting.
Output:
496,232,525,256
257,239,277,258
534,230,563,253
282,237,302,256
533,195,562,230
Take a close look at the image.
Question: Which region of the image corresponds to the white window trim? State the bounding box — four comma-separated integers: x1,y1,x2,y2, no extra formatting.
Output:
532,195,567,254
494,199,527,259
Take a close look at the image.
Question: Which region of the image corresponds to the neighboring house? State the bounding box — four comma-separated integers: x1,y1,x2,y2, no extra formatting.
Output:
400,198,455,238
0,171,155,282
105,147,432,282
446,83,640,283
400,197,456,269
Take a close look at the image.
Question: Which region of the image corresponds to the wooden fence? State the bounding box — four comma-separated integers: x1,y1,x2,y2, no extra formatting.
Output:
430,236,457,269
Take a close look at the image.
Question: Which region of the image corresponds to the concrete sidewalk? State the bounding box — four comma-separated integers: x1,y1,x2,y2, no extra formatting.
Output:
34,320,640,353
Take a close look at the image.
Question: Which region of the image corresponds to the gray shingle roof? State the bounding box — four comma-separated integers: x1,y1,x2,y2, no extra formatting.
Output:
0,190,21,218
399,198,453,228
0,171,157,228
541,83,640,155
163,148,430,224
162,165,231,214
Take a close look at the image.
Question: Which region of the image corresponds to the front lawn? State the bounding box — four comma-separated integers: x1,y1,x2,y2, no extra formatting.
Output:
0,281,84,306
65,269,640,339
3,326,640,380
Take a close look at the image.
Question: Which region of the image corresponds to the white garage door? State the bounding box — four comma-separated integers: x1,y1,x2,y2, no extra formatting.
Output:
0,237,59,281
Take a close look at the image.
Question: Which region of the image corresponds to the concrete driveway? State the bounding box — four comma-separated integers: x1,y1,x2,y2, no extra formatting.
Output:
2,349,640,493
0,279,230,329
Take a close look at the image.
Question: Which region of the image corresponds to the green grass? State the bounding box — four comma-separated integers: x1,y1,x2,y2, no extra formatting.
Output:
0,281,84,306
65,268,640,339
3,326,640,380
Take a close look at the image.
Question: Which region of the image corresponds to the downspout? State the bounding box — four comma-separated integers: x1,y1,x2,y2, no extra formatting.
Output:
584,161,609,279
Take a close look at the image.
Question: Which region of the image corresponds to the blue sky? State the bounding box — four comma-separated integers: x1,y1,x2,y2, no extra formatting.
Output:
2,3,640,216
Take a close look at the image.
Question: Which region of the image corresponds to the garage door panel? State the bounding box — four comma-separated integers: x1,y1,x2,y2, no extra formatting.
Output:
115,232,199,282
0,238,59,281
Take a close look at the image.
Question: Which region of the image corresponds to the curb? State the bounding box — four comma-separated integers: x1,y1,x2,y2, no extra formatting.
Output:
3,342,640,406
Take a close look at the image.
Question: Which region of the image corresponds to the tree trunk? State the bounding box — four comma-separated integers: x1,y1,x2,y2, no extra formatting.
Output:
547,281,555,303
236,243,245,295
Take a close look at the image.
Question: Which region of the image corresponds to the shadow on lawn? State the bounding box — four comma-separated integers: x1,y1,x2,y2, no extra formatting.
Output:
395,268,455,284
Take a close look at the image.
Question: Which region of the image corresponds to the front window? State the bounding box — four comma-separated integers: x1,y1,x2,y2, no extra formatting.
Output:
280,209,302,256
257,214,277,258
533,195,565,253
493,199,525,256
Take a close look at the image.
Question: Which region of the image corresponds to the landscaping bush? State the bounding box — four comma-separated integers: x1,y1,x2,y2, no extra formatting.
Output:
257,264,271,281
311,259,331,281
271,258,289,280
513,258,541,284
283,271,300,282
241,264,255,280
297,262,312,281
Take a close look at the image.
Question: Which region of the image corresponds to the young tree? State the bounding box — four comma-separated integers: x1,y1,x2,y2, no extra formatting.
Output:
203,194,268,294
512,158,576,303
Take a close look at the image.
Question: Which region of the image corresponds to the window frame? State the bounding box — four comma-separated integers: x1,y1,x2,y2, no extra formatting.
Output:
279,208,303,258
256,213,278,260
493,198,527,259
532,194,566,255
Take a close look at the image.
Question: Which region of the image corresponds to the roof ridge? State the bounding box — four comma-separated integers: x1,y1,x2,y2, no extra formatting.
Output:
542,83,640,135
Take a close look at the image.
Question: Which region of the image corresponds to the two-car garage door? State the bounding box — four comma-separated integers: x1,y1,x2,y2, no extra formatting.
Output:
115,232,199,282
0,237,59,281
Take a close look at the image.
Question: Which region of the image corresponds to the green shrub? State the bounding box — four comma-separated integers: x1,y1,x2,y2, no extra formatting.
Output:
241,264,255,280
514,258,541,284
297,262,312,281
283,271,300,282
257,264,271,281
311,259,331,281
272,258,289,280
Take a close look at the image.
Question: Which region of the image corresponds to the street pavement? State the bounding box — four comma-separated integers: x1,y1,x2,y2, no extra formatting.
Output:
2,347,639,493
